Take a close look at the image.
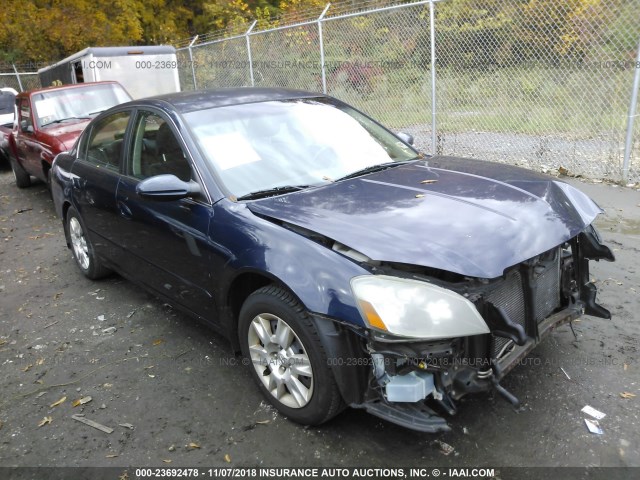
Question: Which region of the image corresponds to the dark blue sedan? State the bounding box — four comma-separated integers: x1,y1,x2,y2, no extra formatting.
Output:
51,88,614,432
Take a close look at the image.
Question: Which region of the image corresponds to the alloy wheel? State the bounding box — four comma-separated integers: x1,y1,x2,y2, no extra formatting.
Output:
247,313,314,409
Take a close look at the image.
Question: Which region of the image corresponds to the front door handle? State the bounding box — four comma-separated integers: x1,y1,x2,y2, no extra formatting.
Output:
117,201,132,219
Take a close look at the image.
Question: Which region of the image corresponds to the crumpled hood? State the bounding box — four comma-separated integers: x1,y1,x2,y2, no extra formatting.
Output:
247,157,602,279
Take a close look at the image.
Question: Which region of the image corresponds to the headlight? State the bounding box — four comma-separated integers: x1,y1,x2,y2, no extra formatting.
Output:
351,275,489,339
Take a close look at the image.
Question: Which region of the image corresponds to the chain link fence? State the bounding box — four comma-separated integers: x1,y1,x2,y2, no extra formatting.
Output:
434,0,640,183
0,63,42,92
176,0,640,183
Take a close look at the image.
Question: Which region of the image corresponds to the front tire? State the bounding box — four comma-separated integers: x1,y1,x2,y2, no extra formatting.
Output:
65,207,111,280
239,286,344,426
9,156,30,188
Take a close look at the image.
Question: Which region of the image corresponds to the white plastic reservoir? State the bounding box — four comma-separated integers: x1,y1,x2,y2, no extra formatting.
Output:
385,371,435,402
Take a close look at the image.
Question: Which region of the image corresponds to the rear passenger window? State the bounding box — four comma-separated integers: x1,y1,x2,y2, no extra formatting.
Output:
85,111,130,172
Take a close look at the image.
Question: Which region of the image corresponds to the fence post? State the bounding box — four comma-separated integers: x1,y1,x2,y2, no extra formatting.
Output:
318,3,332,94
429,0,437,156
188,35,199,90
12,64,24,92
623,39,640,183
245,20,258,87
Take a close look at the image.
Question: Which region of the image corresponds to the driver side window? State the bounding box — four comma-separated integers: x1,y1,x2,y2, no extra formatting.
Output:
129,111,192,182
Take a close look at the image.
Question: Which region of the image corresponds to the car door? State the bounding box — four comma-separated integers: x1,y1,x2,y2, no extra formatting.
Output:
114,109,215,318
14,98,39,176
71,110,131,264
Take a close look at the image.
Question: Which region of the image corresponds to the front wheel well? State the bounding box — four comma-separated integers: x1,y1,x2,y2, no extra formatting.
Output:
61,201,72,247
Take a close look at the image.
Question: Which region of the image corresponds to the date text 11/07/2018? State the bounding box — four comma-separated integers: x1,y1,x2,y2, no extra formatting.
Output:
134,467,497,479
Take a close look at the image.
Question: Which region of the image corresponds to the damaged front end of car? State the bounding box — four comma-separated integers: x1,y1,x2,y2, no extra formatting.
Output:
347,225,614,433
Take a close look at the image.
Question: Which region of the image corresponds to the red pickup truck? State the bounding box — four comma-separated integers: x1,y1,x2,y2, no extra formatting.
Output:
5,81,131,188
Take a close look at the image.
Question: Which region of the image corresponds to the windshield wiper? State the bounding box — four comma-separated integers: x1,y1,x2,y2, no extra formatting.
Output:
236,185,311,201
334,159,417,182
41,116,91,127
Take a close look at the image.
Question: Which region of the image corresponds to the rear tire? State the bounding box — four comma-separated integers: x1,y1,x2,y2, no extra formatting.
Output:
239,285,345,426
65,206,111,280
9,156,30,188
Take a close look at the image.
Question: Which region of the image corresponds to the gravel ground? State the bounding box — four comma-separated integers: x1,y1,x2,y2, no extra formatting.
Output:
0,163,639,471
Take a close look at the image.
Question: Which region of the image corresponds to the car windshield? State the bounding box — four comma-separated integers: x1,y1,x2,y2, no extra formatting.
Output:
184,98,418,198
33,84,131,128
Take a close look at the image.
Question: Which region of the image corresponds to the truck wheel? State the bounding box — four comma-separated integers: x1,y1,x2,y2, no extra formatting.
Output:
239,286,345,426
65,207,111,280
9,156,30,188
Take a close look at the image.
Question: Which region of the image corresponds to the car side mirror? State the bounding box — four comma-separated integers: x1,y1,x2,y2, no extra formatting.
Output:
136,174,201,201
20,120,33,134
397,132,414,146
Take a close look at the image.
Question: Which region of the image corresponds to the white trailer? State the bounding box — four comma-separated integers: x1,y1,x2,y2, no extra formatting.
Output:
38,46,180,99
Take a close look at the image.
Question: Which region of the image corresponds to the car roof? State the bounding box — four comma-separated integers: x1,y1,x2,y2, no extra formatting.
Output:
132,88,326,114
18,81,125,98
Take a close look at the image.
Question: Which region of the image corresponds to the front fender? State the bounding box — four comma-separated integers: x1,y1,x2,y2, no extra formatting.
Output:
219,201,369,326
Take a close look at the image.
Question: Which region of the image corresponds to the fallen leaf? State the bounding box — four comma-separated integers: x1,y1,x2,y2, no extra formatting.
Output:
256,420,270,425
415,194,425,198
153,339,164,346
119,423,134,430
624,363,628,371
72,396,92,407
620,392,636,399
50,396,66,408
23,364,33,372
188,442,200,449
36,358,44,366
420,179,438,184
106,454,119,458
163,459,172,464
224,454,231,463
0,340,7,346
38,416,52,427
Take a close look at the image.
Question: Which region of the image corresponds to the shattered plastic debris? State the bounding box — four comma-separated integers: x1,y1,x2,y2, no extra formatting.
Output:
585,418,604,435
581,405,606,420
433,439,454,456
97,315,105,322
72,396,92,407
72,414,114,434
